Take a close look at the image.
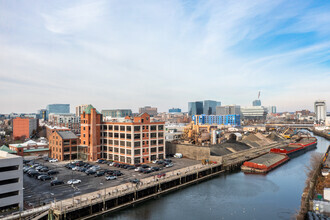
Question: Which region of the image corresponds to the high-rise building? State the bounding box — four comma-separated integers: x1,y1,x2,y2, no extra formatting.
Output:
46,104,70,120
101,109,132,118
13,117,38,140
203,100,221,115
267,106,277,114
48,113,81,134
0,151,23,213
139,106,158,116
37,109,47,120
314,100,327,123
188,101,203,116
192,114,240,126
216,105,241,115
169,108,181,113
76,104,90,117
252,100,261,106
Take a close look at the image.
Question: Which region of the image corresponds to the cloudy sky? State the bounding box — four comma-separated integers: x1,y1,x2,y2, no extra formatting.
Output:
1,0,329,113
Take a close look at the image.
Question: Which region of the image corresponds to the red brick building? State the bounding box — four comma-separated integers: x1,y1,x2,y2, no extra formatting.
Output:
13,117,38,140
49,130,79,161
80,105,165,164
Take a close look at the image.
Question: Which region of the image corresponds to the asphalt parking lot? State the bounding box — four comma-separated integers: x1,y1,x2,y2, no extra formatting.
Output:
23,158,200,208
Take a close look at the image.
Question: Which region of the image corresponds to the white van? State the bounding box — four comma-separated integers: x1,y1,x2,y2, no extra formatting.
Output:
174,153,183,158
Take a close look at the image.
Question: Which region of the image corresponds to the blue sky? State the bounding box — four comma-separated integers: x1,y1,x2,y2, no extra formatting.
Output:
0,0,329,113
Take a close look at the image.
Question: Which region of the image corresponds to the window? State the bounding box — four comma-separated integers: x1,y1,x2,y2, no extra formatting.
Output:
159,154,164,159
120,149,125,154
114,155,119,161
151,133,157,138
108,140,113,145
109,125,113,130
159,147,164,152
151,140,157,145
134,157,140,164
127,142,131,147
134,149,140,155
151,125,156,131
120,141,125,147
127,149,131,155
114,140,119,146
158,125,164,130
151,148,157,153
64,147,70,152
108,132,113,138
134,141,141,147
120,133,125,139
127,157,132,164
151,155,157,161
114,133,119,138
114,126,119,131
114,148,119,153
120,156,125,162
127,134,131,139
120,126,125,131
127,126,131,131
134,126,140,132
158,140,164,145
108,154,113,160
158,132,164,138
83,127,85,130
134,134,141,139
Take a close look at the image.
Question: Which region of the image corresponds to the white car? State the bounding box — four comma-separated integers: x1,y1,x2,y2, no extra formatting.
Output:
67,179,81,185
152,160,158,164
108,162,114,166
134,167,142,172
165,163,173,168
105,175,117,180
72,166,79,171
49,159,58,163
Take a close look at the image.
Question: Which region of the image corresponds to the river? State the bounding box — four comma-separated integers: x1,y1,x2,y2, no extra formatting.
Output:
95,134,330,220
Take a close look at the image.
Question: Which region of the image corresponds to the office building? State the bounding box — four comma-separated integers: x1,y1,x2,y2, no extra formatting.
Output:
49,130,79,161
203,100,221,115
139,106,158,117
188,101,203,116
46,104,70,120
0,151,23,213
267,106,277,114
169,108,181,113
192,114,241,126
101,109,132,118
80,105,165,164
241,106,268,121
314,100,327,124
76,104,90,118
48,113,80,134
37,109,47,120
216,105,241,115
13,117,38,140
252,100,261,106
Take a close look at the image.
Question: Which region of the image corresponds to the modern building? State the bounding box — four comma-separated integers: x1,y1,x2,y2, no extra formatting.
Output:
37,109,47,120
315,100,327,124
49,130,79,161
188,101,203,116
80,105,165,164
13,117,38,140
267,106,277,114
101,109,132,118
169,108,181,113
241,106,268,121
9,140,49,159
46,104,70,120
192,114,241,126
252,99,261,106
0,151,23,213
139,106,157,117
216,105,241,115
76,104,90,118
203,100,221,115
48,113,80,134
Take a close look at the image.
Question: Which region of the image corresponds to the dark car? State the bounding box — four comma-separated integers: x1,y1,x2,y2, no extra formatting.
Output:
28,171,40,177
40,168,49,172
151,167,160,171
85,170,96,175
138,168,146,173
97,159,105,164
80,168,87,172
129,178,140,184
127,165,135,170
48,170,59,175
113,170,123,176
143,169,152,174
141,165,150,169
95,171,106,177
157,173,166,178
134,164,141,167
50,180,64,186
164,159,172,163
40,175,52,181
157,160,164,165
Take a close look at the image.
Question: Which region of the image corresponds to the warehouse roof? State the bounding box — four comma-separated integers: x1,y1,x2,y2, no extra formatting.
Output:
56,130,78,140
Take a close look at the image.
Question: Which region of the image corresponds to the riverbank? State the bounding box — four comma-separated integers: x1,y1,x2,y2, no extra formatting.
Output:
313,129,330,141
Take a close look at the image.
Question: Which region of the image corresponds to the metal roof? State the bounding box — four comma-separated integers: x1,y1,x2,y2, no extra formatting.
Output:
56,130,78,140
0,145,17,154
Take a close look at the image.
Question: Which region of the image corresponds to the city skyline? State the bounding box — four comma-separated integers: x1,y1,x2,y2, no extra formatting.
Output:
1,0,330,113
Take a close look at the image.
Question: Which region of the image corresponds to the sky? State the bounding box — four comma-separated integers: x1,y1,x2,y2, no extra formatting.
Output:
0,0,330,114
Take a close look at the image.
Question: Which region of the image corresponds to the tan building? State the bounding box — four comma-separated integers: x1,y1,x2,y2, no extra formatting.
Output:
49,130,79,161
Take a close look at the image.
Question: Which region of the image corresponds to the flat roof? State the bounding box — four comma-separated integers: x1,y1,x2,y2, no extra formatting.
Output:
0,151,21,159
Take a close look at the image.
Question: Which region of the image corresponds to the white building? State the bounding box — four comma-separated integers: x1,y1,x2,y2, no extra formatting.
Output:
0,151,23,213
315,100,327,124
241,106,268,121
48,113,80,134
75,104,90,118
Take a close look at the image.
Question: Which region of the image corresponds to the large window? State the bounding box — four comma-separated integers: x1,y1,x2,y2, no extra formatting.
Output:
158,125,164,130
134,141,141,147
120,149,125,154
134,149,140,155
127,149,131,155
159,147,164,152
126,134,131,139
134,126,141,132
151,133,157,138
151,140,157,145
114,125,119,131
134,134,141,139
127,126,131,131
114,133,119,138
114,148,119,153
158,132,164,138
151,147,157,153
120,141,125,147
151,125,156,131
120,133,125,139
158,140,164,145
120,126,125,131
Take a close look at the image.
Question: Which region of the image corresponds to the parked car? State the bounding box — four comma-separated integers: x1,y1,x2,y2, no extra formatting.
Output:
105,175,117,180
141,165,150,169
129,178,140,184
39,168,49,172
50,180,64,186
39,175,52,181
48,170,59,175
151,167,160,171
112,170,123,176
49,159,58,163
107,161,114,166
156,161,164,165
67,179,81,185
164,159,172,163
152,160,158,164
72,166,79,171
134,167,142,172
165,163,173,168
143,169,152,174
127,165,135,170
80,168,87,172
85,170,96,175
96,159,105,164
157,173,166,178
28,171,40,177
37,174,49,180
95,171,106,177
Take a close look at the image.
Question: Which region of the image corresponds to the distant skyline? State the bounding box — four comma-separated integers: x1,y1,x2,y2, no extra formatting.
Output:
1,0,329,113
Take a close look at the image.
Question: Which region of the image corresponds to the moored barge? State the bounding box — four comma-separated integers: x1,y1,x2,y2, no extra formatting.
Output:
241,153,290,173
270,137,317,158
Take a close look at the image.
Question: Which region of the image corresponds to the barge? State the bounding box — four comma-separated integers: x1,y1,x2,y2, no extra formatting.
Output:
241,153,290,173
270,137,317,158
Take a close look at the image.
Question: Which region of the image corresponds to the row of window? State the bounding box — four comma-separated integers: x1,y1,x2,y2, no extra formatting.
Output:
101,139,164,147
101,153,164,163
100,132,164,139
101,125,164,131
100,146,164,155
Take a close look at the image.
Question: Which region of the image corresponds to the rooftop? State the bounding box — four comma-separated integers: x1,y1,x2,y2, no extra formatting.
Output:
56,130,78,139
0,145,17,154
84,104,101,114
10,140,48,148
0,150,21,159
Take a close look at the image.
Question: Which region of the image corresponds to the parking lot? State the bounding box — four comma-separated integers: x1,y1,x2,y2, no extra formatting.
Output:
23,158,200,208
